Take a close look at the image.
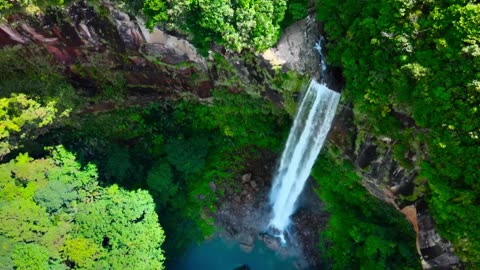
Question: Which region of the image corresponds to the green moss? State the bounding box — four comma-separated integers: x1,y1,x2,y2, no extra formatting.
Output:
271,70,309,115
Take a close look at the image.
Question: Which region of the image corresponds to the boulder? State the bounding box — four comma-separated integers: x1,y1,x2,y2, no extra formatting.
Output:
238,234,254,253
233,265,250,270
241,173,252,183
261,233,281,251
209,181,217,191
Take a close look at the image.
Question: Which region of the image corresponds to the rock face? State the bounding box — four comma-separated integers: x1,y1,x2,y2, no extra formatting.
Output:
0,1,313,107
261,16,321,77
0,1,211,99
414,200,461,269
328,104,462,269
135,17,207,70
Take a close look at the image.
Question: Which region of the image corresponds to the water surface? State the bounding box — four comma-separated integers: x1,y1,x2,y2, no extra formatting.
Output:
168,237,298,270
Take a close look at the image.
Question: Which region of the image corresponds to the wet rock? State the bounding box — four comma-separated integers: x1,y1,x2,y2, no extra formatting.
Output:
110,9,142,49
238,234,254,253
214,150,325,269
214,152,275,245
239,242,253,253
291,181,329,268
401,203,461,269
233,265,250,270
356,140,377,169
261,233,281,251
328,104,356,157
263,87,284,107
415,200,461,269
391,109,416,128
195,80,214,98
209,181,217,191
242,173,252,183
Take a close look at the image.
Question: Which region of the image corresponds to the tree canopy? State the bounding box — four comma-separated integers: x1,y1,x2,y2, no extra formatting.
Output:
0,146,166,269
143,0,287,52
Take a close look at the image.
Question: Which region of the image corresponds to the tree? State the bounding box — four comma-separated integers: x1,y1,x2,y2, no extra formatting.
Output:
0,94,57,158
0,146,166,269
0,0,12,11
146,161,178,206
12,243,51,270
61,237,100,269
0,46,78,159
73,185,166,269
143,0,169,28
144,0,287,52
165,136,208,175
103,144,133,184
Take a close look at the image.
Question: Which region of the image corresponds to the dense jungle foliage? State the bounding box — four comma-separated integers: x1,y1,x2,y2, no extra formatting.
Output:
313,150,419,269
0,147,166,269
317,0,480,266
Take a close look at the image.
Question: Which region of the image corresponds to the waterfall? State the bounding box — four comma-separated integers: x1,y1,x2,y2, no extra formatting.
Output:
268,39,340,238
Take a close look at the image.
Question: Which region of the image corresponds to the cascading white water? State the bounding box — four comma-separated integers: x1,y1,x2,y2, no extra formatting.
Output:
268,39,340,237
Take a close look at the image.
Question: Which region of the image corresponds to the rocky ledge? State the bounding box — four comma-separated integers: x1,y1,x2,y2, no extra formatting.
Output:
0,1,213,98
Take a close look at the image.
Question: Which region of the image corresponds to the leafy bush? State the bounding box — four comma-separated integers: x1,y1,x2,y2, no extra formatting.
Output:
281,0,309,29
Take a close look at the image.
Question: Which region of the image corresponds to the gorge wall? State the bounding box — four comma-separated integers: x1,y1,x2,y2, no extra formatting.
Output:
328,105,461,269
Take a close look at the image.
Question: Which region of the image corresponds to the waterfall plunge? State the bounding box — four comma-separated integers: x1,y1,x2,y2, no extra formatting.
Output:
268,41,340,237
